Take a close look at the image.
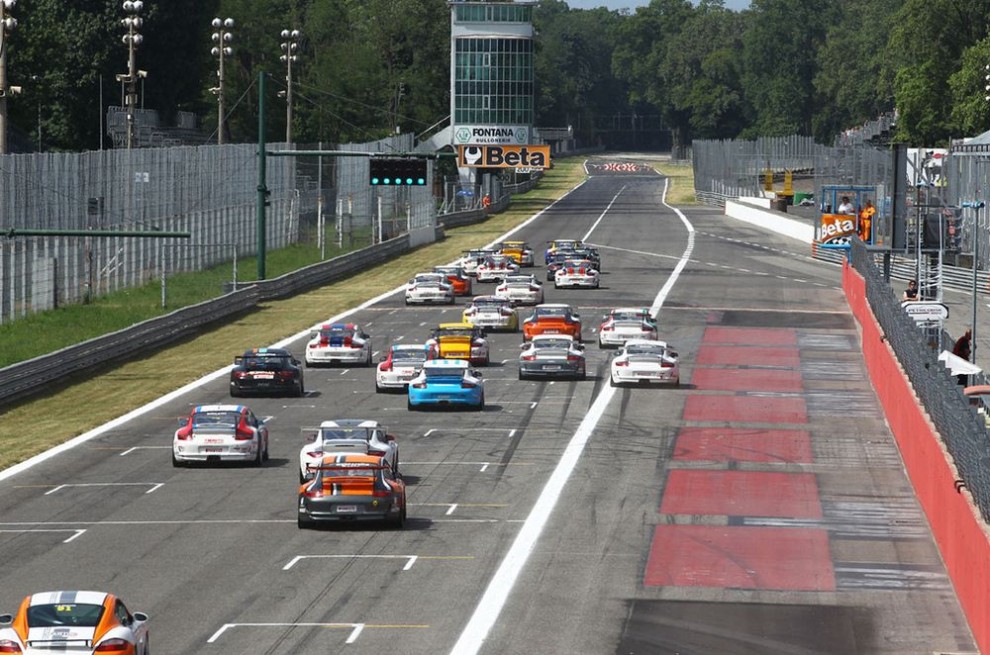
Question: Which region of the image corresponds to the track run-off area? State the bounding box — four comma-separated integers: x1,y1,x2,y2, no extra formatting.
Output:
0,160,977,654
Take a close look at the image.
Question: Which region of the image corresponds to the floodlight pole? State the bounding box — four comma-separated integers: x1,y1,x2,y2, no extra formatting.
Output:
256,72,268,280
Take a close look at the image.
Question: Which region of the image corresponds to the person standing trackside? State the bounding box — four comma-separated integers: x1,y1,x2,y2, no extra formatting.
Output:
902,279,918,301
953,328,973,386
858,199,875,242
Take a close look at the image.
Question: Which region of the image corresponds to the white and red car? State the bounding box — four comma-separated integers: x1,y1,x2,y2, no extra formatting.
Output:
598,307,658,348
495,274,545,306
554,258,600,289
405,273,455,305
172,404,269,467
305,322,373,366
376,343,436,392
475,255,520,283
298,419,399,482
610,339,680,386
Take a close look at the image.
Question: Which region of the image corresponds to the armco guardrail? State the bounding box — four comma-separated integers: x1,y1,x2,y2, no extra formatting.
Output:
0,236,410,407
0,286,261,407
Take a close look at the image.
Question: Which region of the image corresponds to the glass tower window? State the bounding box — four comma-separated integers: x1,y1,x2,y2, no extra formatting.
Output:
454,37,533,124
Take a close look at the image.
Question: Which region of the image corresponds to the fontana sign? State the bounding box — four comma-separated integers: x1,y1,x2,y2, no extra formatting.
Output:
457,145,550,169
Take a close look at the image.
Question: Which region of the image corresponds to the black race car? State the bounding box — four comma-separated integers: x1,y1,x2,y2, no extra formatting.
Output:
230,347,305,397
572,247,601,270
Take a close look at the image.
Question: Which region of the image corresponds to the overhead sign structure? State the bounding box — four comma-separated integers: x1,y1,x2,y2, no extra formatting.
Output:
901,300,949,323
458,145,550,170
454,125,529,145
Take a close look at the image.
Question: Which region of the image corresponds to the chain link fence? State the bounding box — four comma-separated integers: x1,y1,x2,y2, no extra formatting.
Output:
851,238,990,521
0,134,438,323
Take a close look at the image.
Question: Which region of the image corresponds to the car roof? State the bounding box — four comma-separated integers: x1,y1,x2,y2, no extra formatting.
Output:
194,404,245,413
424,359,469,369
28,591,110,607
242,347,292,357
319,419,380,428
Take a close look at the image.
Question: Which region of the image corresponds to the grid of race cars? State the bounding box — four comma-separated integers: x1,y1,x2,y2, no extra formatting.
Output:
0,239,684,652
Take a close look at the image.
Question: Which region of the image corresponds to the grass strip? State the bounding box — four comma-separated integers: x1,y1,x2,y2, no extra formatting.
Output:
0,159,588,471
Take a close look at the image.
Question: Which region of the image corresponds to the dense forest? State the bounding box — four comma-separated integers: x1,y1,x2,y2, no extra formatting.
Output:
5,0,990,152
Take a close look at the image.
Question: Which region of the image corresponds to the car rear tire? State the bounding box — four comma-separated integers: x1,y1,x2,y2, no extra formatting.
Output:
230,387,241,398
610,375,618,387
476,395,485,412
407,398,416,411
263,439,270,462
171,451,184,468
299,470,306,484
375,381,384,393
518,370,525,380
253,444,263,467
298,515,314,530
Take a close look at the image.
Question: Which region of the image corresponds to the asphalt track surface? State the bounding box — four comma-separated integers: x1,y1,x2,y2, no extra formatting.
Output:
0,162,977,654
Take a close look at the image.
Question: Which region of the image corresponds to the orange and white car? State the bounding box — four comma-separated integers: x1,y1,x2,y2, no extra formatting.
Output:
432,265,473,296
522,303,583,342
297,454,407,528
0,591,150,654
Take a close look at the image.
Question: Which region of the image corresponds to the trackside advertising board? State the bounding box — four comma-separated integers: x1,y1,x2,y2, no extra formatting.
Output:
457,145,551,169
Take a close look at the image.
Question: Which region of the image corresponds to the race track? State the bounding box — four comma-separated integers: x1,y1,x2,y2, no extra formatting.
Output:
0,161,976,654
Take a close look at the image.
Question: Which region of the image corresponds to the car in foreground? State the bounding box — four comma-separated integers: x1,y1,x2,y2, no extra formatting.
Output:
298,419,399,482
230,347,305,397
554,258,600,289
173,404,269,467
427,322,490,365
610,339,680,386
0,591,150,655
462,295,519,332
297,454,407,529
523,303,582,342
495,274,545,306
545,238,584,264
432,265,473,296
407,359,485,411
405,272,456,305
475,255,520,283
497,240,535,267
518,335,586,380
305,323,373,367
598,307,658,348
376,343,435,392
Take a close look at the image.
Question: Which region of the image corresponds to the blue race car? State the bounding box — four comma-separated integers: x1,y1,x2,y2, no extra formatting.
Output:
407,359,485,411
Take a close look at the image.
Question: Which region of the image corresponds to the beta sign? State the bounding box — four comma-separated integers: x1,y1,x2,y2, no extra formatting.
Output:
458,145,551,169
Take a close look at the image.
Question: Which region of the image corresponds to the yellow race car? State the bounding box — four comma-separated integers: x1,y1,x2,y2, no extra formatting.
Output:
426,322,490,365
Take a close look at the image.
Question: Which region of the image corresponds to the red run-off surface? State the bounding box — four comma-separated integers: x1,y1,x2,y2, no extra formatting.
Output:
645,326,833,591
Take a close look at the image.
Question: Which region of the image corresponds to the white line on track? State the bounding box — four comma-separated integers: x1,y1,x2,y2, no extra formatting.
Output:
582,186,625,241
43,482,163,496
207,623,367,645
119,446,171,457
0,528,86,543
449,176,694,655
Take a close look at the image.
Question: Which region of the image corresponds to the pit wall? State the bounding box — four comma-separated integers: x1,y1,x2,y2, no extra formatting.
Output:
724,199,814,243
843,261,990,653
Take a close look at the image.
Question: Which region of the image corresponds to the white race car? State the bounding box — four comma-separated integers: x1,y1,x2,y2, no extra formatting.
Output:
598,307,658,348
172,404,269,467
299,419,399,482
376,343,435,392
610,339,679,386
405,272,455,305
0,591,150,655
475,255,520,283
457,248,497,276
462,295,519,332
554,259,600,289
305,322,373,366
495,274,545,306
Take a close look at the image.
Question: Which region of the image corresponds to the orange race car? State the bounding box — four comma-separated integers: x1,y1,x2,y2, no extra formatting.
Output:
522,303,583,342
433,265,474,296
297,454,407,528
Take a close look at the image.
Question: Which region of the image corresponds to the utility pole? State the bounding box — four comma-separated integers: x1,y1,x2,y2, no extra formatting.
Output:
211,17,234,145
0,0,19,155
280,29,299,144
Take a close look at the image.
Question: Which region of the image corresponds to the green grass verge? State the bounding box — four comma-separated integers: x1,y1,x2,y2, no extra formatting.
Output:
655,162,697,206
0,159,589,470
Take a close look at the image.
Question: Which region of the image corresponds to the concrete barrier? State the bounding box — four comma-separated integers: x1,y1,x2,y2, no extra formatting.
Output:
844,260,990,653
724,199,814,244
